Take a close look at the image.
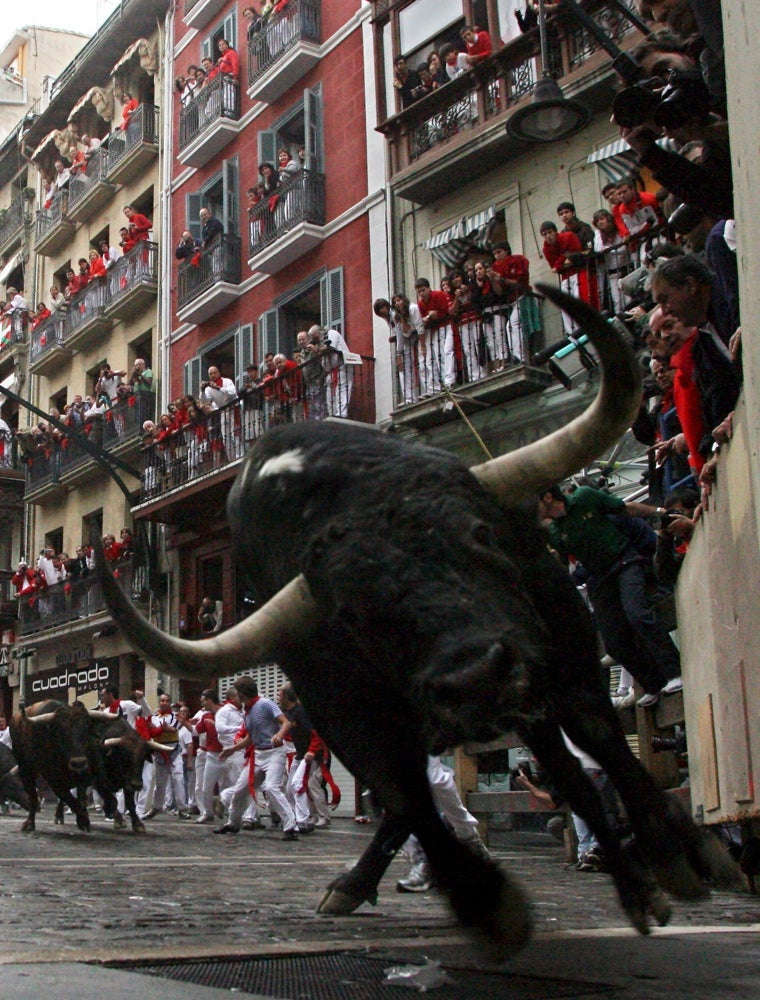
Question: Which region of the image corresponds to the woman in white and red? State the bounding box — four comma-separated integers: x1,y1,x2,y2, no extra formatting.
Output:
11,560,37,597
460,25,492,66
415,277,455,393
540,220,599,334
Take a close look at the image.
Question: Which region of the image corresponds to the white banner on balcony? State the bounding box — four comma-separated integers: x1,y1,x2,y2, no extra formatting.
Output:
0,252,20,285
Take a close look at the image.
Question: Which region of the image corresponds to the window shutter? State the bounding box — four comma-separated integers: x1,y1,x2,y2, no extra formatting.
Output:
235,323,254,388
258,309,279,358
303,88,322,172
257,130,279,167
184,357,202,398
223,10,237,49
186,192,202,242
320,267,344,334
223,158,239,236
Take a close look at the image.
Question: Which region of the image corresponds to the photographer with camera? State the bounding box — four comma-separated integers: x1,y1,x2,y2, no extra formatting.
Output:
95,363,127,403
652,486,700,589
175,230,200,261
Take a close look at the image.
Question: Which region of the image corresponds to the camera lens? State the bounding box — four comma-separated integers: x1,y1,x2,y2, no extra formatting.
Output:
612,83,660,129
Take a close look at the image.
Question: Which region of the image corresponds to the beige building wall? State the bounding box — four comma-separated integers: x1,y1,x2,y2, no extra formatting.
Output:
674,1,760,827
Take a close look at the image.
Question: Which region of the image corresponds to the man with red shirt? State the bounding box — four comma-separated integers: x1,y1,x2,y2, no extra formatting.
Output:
217,38,239,78
415,277,455,393
461,25,492,66
613,178,664,241
540,221,598,334
123,204,152,243
490,241,531,362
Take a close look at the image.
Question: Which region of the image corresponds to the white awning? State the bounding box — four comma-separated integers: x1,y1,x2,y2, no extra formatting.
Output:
422,206,497,268
0,371,18,391
587,136,680,182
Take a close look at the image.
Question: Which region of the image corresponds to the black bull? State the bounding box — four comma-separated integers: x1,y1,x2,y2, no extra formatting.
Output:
10,700,155,833
96,287,739,957
0,743,31,811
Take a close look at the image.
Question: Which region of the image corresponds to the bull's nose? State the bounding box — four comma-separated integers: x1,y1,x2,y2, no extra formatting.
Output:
69,757,89,773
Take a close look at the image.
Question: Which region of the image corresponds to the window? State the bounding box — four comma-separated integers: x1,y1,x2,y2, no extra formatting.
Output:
82,509,103,548
257,267,343,360
186,157,239,241
202,9,237,61
184,322,253,396
257,88,322,172
398,0,462,53
44,527,64,556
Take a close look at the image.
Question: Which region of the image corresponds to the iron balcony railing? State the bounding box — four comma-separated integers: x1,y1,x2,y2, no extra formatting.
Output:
248,170,325,257
35,189,69,245
0,196,25,249
0,429,24,473
0,309,28,354
18,557,135,636
107,103,159,172
63,276,109,339
29,312,66,367
379,0,638,169
247,0,321,85
140,349,375,502
178,75,240,151
107,239,159,301
59,389,156,473
67,144,110,212
23,441,61,493
177,233,241,308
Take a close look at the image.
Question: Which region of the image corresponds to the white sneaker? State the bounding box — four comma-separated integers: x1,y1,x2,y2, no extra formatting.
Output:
396,861,434,893
661,677,683,695
314,818,330,828
637,692,660,708
612,690,637,710
195,814,212,824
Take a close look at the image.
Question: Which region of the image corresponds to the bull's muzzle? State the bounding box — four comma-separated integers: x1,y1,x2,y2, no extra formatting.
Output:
69,756,89,774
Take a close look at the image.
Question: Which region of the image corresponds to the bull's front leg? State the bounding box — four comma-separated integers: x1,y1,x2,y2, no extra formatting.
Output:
317,815,410,915
124,788,146,834
18,768,39,833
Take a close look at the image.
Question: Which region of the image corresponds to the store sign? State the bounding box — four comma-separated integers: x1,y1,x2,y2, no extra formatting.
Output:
27,659,114,702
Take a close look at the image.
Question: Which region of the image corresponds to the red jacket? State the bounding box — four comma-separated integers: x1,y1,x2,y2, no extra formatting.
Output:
466,30,492,62
670,332,706,473
417,289,451,328
543,230,584,276
218,48,240,78
127,212,152,242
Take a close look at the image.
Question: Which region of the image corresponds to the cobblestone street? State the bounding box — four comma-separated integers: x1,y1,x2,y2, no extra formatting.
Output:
2,809,760,997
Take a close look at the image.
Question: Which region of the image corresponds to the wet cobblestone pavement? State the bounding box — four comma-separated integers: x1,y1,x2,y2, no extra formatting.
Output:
2,809,760,962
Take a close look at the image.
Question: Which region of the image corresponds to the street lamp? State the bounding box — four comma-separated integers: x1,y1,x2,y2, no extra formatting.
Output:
507,0,591,143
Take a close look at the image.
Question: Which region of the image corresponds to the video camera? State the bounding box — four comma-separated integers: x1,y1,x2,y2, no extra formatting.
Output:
613,67,712,131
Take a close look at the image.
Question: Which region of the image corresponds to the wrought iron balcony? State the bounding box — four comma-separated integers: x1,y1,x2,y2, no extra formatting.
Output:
135,350,375,516
67,145,115,221
105,239,159,320
178,76,240,169
0,196,25,252
63,276,112,353
107,104,159,185
0,310,28,357
28,313,70,376
247,0,321,104
378,0,640,204
176,234,242,324
247,170,325,274
34,190,76,255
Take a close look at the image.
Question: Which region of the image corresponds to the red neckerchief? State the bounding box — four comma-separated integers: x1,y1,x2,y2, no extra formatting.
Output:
107,699,121,715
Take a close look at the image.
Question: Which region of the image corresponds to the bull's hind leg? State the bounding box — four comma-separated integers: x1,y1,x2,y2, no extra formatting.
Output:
317,815,410,914
559,697,741,899
524,720,671,934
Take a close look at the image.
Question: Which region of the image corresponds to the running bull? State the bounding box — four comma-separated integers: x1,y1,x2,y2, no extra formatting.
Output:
10,700,164,832
97,286,738,956
0,743,31,812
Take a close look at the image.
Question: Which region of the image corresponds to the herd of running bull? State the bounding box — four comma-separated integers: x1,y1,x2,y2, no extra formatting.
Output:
1,286,742,959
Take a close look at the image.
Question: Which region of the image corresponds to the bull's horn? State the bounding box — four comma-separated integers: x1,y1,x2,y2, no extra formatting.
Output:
145,740,171,753
9,765,18,776
28,712,58,724
94,538,319,681
89,710,118,721
102,737,125,748
471,284,641,502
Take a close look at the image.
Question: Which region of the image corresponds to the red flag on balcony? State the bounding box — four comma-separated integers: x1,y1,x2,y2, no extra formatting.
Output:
191,250,202,267
268,194,279,212
40,333,47,347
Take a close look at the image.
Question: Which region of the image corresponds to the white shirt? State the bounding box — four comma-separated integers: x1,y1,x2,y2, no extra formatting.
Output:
203,377,238,409
102,246,122,270
445,53,469,79
107,696,151,729
36,554,58,587
214,701,244,748
0,727,11,749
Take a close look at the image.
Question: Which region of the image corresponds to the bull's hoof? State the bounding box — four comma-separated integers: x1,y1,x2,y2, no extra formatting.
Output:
54,815,64,826
20,819,35,833
76,815,91,833
113,812,126,830
132,820,146,834
316,877,378,915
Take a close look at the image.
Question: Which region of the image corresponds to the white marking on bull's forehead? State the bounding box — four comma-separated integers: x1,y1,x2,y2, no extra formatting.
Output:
257,449,306,479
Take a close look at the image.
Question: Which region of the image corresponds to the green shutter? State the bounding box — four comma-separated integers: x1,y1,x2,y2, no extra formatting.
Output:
223,158,239,237
184,357,202,398
303,87,322,172
320,267,344,334
258,309,279,358
257,130,279,167
235,323,254,388
187,192,202,242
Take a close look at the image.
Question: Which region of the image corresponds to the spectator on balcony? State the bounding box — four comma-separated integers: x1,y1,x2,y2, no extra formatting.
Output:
49,284,66,313
64,267,84,301
613,178,664,244
243,4,265,40
439,43,469,81
120,527,135,557
427,51,448,87
393,55,421,109
557,201,595,253
199,207,224,251
412,64,438,100
53,158,71,191
489,241,533,363
278,148,299,183
130,358,154,393
29,302,51,331
123,205,152,244
461,25,493,67
42,177,56,209
103,534,123,562
68,143,87,177
602,181,621,211
296,330,328,421
389,293,425,404
313,325,354,419
12,560,36,598
64,395,87,429
3,287,28,315
593,209,633,315
217,38,240,79
99,239,122,270
80,133,101,164
95,364,127,403
541,221,598,335
450,267,486,382
87,248,107,280
118,226,136,254
201,365,238,410
415,277,454,393
118,91,138,133
176,230,200,261
75,258,92,289
271,353,301,423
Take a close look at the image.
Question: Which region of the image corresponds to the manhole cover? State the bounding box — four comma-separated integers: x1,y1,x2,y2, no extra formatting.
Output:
109,952,619,999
